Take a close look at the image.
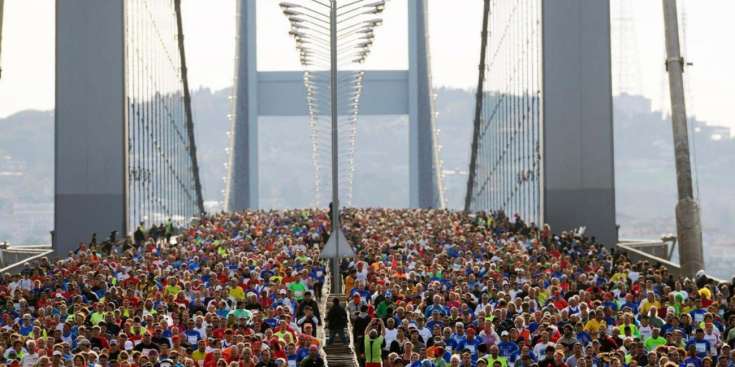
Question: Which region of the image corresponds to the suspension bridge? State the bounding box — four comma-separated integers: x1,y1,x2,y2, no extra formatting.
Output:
0,0,706,279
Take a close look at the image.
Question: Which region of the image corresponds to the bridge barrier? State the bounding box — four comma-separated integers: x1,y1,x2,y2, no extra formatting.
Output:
617,239,724,282
0,242,54,275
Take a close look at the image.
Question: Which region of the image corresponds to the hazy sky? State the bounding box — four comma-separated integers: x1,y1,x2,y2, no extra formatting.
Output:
1,0,733,130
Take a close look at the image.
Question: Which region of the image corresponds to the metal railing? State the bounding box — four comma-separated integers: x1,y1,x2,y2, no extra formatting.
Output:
617,237,723,282
0,242,54,275
619,237,676,261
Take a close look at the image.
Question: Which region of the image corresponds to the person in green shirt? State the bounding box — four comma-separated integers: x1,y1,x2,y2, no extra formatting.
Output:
89,303,107,325
165,219,173,243
228,301,253,321
619,314,641,339
375,293,397,318
664,293,682,317
643,328,667,351
364,318,385,366
164,277,182,297
485,345,508,367
289,281,308,301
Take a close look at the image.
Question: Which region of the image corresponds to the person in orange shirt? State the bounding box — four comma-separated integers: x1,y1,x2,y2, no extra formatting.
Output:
513,317,531,345
345,270,357,299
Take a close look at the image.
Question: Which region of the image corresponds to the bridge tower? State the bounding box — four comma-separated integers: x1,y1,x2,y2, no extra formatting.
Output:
224,0,443,211
467,0,617,246
55,1,203,255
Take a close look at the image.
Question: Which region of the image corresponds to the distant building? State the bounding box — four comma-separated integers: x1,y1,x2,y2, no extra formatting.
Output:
0,153,26,177
694,121,731,141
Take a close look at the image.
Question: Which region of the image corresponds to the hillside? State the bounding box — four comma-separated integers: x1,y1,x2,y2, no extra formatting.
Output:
2,90,734,278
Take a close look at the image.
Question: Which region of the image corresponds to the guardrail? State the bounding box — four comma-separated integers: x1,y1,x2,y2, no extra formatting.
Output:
618,238,674,261
0,242,54,276
0,242,52,267
617,238,723,282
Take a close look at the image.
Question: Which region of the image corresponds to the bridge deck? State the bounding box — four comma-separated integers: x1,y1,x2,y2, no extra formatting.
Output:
322,293,359,367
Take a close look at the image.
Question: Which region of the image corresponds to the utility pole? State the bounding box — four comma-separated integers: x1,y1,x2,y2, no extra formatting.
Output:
662,0,704,277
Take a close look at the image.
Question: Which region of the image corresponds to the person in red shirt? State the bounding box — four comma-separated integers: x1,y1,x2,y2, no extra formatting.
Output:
258,289,274,309
552,291,569,310
550,351,569,367
246,273,259,289
282,269,297,285
269,338,287,360
216,269,230,286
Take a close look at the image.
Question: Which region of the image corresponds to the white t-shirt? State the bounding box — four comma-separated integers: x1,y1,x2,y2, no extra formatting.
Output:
417,239,426,250
638,325,653,341
356,268,368,283
19,279,32,290
628,271,640,284
417,327,433,344
20,353,38,367
194,326,208,339
384,328,398,351
704,333,720,355
533,342,556,357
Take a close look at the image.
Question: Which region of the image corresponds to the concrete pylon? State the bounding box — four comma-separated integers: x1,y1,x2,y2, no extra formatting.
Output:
225,0,258,212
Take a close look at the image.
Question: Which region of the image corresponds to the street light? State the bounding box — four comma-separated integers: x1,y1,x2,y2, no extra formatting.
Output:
280,1,390,291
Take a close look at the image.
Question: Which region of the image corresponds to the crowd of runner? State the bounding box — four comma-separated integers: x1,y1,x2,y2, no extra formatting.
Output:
0,208,732,367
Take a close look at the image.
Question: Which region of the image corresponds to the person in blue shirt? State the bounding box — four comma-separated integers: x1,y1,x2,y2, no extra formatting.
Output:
183,320,202,346
574,323,592,347
690,300,708,324
621,294,639,315
602,308,616,331
425,296,449,319
264,306,279,329
451,323,469,346
18,314,33,336
497,331,519,360
716,355,731,367
601,293,618,312
457,329,481,361
296,336,317,364
459,351,476,367
426,313,445,333
662,316,686,337
440,327,458,353
310,263,326,300
685,329,711,359
684,344,704,367
286,343,300,367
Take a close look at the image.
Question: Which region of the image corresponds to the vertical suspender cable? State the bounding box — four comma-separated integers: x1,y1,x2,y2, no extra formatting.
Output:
465,0,491,212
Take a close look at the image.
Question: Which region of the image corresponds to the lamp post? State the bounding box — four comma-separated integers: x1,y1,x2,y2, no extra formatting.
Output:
280,0,387,294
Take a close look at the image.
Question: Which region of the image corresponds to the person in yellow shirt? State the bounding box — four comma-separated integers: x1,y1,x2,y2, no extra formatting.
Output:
610,266,628,282
584,309,607,340
228,280,245,302
639,292,661,315
192,340,207,365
